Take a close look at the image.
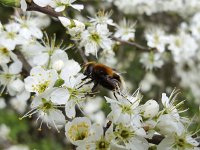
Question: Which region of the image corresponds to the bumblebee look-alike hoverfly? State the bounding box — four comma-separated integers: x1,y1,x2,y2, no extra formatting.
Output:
81,62,124,98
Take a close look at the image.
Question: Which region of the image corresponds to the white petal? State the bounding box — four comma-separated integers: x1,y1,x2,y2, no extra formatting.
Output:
30,27,43,39
55,6,65,12
16,90,30,101
71,4,84,11
157,136,175,150
50,88,70,104
33,0,51,7
20,0,27,11
58,17,71,27
65,100,76,118
60,60,81,78
161,93,170,107
49,109,65,126
9,61,22,74
9,79,24,93
107,106,121,123
33,53,49,66
105,96,120,104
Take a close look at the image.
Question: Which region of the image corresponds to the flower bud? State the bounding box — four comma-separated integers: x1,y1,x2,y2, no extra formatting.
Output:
0,0,20,7
142,99,159,118
52,60,64,71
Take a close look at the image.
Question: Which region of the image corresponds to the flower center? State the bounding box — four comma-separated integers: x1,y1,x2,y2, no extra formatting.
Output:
40,98,53,112
175,38,181,47
34,81,50,94
120,130,130,139
7,32,16,39
120,104,132,115
0,47,9,56
96,138,110,150
115,124,134,142
90,33,100,43
68,122,89,142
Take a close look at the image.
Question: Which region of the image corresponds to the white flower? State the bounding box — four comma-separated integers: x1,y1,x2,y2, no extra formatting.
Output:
65,117,93,145
59,17,85,37
22,36,68,67
105,90,141,124
14,15,43,39
141,100,159,118
145,28,168,53
89,10,115,26
20,88,67,131
114,0,157,15
156,114,184,136
50,0,84,12
140,52,164,70
0,61,22,95
0,22,23,50
114,19,136,41
113,123,149,150
168,31,198,62
161,92,183,120
157,132,199,150
60,61,93,118
24,66,58,95
0,124,10,140
80,24,112,57
0,45,14,64
77,123,114,150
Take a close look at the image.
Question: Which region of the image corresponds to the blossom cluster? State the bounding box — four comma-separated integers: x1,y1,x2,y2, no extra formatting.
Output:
0,0,199,149
111,0,200,16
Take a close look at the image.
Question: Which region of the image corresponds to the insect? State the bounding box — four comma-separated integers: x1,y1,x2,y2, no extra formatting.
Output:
80,62,124,98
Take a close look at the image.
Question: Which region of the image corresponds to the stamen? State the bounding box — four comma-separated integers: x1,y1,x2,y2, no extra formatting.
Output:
50,116,60,133
19,108,38,120
38,119,44,131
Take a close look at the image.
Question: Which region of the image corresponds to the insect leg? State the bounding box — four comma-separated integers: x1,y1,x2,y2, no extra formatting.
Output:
113,91,118,100
77,79,93,89
81,76,89,81
91,82,98,92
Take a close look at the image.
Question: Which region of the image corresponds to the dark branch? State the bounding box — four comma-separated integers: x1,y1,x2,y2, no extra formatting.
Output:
112,37,157,52
26,1,62,18
77,47,88,63
15,50,32,74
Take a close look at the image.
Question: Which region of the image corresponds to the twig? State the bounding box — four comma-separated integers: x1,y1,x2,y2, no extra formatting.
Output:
112,37,156,52
15,50,32,74
74,41,88,63
77,47,88,63
26,1,88,63
26,1,62,18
